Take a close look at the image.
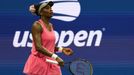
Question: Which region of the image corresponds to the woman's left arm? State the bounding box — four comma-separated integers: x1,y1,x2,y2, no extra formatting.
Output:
51,24,74,55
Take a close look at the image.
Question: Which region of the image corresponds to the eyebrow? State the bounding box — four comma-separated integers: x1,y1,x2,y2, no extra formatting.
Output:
44,5,50,8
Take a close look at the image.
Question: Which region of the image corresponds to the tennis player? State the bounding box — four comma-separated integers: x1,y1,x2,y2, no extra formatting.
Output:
23,1,73,75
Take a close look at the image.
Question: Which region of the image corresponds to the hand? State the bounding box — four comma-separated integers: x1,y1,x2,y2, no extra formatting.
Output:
62,48,73,56
56,57,64,66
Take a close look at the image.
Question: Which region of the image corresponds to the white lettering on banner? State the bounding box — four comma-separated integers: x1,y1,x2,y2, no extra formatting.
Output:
27,33,32,47
13,31,29,47
57,30,74,47
87,30,102,46
13,30,103,47
74,30,88,47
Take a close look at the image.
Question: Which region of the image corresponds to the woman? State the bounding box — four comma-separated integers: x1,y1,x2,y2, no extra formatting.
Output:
23,1,73,75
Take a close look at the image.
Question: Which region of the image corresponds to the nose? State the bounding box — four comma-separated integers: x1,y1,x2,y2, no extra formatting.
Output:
50,8,53,12
50,8,53,13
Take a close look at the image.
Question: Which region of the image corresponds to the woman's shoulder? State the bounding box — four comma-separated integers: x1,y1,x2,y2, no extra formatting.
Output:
32,21,42,31
49,22,53,26
33,20,40,25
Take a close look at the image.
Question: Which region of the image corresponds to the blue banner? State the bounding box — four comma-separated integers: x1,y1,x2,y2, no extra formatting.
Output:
0,0,134,75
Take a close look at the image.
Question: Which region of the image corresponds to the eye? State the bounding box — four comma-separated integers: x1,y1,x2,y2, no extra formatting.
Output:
45,5,50,9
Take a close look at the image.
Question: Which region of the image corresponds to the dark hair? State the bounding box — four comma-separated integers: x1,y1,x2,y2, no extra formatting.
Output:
34,4,42,16
29,1,54,16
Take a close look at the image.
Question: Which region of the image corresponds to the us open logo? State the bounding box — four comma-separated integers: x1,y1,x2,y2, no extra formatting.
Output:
13,0,104,48
41,0,81,22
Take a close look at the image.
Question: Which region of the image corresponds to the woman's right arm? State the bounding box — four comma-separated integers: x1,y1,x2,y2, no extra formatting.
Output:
32,21,64,66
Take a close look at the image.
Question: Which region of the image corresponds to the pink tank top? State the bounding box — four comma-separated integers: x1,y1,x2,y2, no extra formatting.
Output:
31,19,56,58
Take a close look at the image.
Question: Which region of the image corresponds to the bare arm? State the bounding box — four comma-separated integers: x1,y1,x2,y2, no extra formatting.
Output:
32,21,53,57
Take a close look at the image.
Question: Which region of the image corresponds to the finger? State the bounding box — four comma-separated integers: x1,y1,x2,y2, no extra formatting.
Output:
69,51,74,55
59,62,64,66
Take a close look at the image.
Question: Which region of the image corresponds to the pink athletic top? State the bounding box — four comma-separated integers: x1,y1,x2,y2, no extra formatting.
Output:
31,19,56,59
23,19,62,75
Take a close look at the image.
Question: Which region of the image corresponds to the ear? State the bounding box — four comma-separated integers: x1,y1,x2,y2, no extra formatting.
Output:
40,12,43,16
39,8,45,16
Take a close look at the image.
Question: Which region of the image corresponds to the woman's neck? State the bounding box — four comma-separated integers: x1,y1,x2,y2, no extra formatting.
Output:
41,16,50,25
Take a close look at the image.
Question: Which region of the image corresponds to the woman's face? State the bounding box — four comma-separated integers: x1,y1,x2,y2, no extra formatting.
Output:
40,5,53,18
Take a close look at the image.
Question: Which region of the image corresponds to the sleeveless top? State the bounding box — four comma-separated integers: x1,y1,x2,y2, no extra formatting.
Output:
31,19,56,59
